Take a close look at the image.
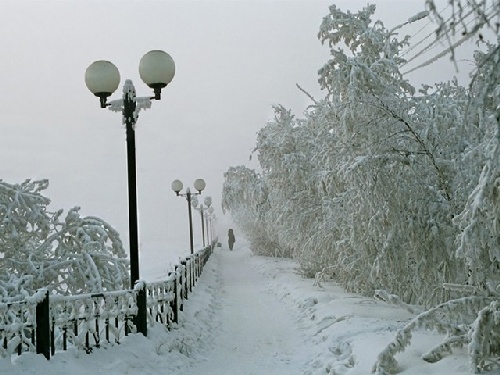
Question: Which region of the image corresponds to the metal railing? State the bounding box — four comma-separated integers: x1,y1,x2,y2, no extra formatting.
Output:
0,240,217,360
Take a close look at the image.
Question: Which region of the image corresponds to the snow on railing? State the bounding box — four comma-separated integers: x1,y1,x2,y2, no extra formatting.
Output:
0,239,217,360
145,274,177,328
49,289,138,354
0,298,37,357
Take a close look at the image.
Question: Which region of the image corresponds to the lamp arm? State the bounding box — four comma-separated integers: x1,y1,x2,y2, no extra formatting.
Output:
135,97,152,110
105,96,154,113
108,99,123,112
106,81,153,127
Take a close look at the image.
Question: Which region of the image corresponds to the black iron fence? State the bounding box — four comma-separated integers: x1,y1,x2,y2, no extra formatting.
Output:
0,240,216,360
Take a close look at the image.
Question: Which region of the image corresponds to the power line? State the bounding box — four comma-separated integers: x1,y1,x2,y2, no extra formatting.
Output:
401,5,475,65
400,2,452,58
402,30,477,75
402,6,498,75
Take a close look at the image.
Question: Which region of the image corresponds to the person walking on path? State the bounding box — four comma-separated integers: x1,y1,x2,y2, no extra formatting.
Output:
228,229,236,250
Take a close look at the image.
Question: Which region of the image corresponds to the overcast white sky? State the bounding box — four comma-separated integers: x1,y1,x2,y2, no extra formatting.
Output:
0,0,479,272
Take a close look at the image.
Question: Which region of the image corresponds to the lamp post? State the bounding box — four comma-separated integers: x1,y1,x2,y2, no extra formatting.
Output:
85,50,175,289
172,179,206,254
196,196,212,247
205,206,215,245
208,208,216,244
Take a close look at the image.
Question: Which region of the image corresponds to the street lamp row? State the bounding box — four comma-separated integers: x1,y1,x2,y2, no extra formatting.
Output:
191,196,214,247
171,179,206,255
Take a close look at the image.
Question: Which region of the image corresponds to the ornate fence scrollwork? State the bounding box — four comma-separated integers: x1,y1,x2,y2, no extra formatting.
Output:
0,239,217,360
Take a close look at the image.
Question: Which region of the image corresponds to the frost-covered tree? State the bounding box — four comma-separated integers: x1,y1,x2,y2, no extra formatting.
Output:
224,3,469,303
222,3,500,371
221,166,280,255
0,179,128,300
452,43,500,293
314,4,465,303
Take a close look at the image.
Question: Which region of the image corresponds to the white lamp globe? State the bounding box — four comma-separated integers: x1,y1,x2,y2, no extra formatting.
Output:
193,179,206,193
139,50,175,99
204,196,212,207
85,61,120,97
191,196,199,208
171,179,183,195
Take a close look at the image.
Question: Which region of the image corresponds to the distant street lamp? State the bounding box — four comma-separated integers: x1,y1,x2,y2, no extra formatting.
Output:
193,196,212,247
172,179,206,254
85,50,176,289
205,206,215,245
209,208,217,243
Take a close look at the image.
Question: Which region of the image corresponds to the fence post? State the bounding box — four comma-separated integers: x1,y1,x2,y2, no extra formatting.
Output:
180,260,188,299
198,251,202,277
135,282,148,337
172,270,181,323
188,258,193,293
194,254,199,282
191,257,196,288
36,289,50,360
175,265,184,311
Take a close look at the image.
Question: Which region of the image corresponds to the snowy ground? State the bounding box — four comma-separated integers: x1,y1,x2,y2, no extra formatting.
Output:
2,238,490,374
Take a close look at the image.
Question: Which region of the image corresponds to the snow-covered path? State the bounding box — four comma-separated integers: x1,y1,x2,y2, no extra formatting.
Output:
189,247,311,374
4,239,483,375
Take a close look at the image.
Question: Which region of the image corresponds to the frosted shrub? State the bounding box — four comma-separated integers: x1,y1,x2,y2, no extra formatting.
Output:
372,296,498,374
469,300,500,372
0,179,128,299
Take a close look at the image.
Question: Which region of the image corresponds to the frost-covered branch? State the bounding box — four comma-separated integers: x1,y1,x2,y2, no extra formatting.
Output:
374,290,423,314
373,296,495,374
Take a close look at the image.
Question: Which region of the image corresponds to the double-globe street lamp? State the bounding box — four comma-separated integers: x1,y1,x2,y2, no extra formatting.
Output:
209,210,216,244
85,50,175,289
171,179,206,254
192,196,214,247
204,206,215,246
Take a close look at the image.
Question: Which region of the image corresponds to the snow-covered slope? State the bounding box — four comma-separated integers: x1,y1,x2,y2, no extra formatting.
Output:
2,239,492,374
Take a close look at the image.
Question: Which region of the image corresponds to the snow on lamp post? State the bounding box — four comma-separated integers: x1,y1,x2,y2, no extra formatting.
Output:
85,50,175,290
172,179,206,254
